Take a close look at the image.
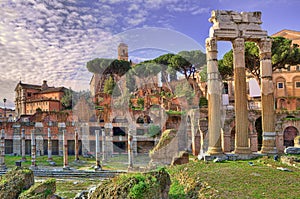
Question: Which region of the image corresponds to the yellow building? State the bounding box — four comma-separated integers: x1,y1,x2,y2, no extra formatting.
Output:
15,80,66,118
272,30,300,110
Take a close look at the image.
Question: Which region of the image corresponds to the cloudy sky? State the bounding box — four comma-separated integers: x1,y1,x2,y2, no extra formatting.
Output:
1,0,300,108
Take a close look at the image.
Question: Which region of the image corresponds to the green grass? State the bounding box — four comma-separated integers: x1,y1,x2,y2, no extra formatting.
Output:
167,156,300,198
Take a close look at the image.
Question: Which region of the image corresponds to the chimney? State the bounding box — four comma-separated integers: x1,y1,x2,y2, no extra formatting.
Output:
41,80,48,90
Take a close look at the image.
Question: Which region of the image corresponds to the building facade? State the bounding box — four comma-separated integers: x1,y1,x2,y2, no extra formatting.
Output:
15,80,66,118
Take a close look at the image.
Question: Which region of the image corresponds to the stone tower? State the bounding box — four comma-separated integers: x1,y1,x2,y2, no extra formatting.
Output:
118,43,128,61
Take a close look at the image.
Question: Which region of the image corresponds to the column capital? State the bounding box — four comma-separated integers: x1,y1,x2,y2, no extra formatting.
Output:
205,37,217,52
258,37,272,59
232,38,245,54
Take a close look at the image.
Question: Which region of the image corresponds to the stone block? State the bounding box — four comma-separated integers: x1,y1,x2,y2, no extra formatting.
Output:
284,147,300,155
171,151,189,165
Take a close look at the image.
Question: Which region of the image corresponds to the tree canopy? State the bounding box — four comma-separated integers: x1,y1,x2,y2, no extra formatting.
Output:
86,58,131,77
220,36,300,81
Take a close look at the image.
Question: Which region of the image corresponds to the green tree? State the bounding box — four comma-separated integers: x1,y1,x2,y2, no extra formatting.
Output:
61,88,73,109
103,76,116,95
86,58,131,77
220,36,300,81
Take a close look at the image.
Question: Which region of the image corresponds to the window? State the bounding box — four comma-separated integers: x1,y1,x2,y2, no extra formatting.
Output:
296,82,300,88
277,82,284,89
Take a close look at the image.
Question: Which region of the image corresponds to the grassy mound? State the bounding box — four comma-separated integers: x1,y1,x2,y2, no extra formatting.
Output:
89,168,171,199
167,156,300,198
19,178,56,199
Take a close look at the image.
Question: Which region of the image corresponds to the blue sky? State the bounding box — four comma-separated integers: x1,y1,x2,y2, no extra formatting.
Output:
1,0,300,107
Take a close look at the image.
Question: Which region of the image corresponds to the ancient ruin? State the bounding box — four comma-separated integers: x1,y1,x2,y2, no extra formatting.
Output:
206,10,276,157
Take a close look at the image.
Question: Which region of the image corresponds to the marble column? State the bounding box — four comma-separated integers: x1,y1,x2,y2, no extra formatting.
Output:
63,130,69,169
21,129,26,161
206,37,223,155
30,129,37,169
47,128,52,161
74,128,79,161
0,129,6,170
95,130,101,170
258,38,277,154
102,128,107,162
128,131,133,168
232,38,251,154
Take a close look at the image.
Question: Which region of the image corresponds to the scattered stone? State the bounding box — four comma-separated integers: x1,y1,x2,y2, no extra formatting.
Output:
248,162,254,166
284,147,300,154
171,151,189,165
273,154,279,161
213,158,222,163
74,190,88,199
49,161,56,166
276,167,292,172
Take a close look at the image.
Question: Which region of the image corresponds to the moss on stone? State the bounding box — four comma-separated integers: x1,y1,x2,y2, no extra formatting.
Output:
89,168,171,199
18,178,56,199
0,167,34,199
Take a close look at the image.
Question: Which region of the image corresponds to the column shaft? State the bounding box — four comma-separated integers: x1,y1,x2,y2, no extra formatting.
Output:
47,128,52,161
206,37,223,155
0,129,6,170
21,129,26,161
75,129,79,161
258,38,277,154
232,38,251,154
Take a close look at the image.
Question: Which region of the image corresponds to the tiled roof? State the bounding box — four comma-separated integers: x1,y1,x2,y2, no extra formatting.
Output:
272,29,300,46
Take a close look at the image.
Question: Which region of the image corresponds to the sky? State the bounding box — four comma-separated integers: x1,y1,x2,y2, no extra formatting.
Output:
1,0,300,108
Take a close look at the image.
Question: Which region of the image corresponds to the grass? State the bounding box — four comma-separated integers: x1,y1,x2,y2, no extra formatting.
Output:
4,154,300,198
167,156,300,198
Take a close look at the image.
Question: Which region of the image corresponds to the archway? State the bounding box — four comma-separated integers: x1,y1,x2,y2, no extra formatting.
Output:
283,126,299,147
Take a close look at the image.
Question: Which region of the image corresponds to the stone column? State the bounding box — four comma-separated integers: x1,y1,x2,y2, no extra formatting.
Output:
104,123,113,157
13,126,21,156
206,37,223,155
0,129,6,170
21,129,26,161
95,130,101,170
128,130,133,168
47,128,52,161
102,128,107,162
232,38,251,154
58,123,65,156
74,128,79,161
30,129,37,169
258,38,277,154
63,130,69,170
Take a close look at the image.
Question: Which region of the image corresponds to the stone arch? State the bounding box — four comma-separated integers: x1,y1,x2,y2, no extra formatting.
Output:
283,126,299,147
136,115,151,124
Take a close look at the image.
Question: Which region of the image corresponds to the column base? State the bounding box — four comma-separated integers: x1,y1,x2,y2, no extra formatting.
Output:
0,165,7,171
260,147,277,154
94,165,102,171
234,147,252,154
207,146,223,155
63,166,71,170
